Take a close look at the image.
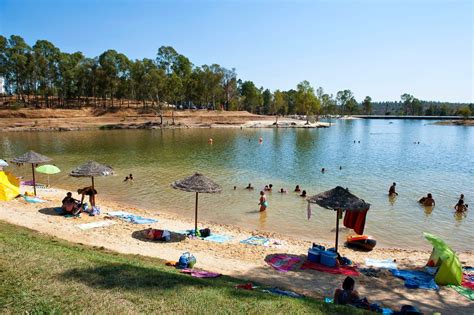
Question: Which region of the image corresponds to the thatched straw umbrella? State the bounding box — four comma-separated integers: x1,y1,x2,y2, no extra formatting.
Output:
69,161,114,207
171,173,222,235
11,150,51,196
306,186,370,253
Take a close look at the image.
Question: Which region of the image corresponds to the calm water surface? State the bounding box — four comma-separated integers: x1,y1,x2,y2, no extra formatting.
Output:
2,119,473,250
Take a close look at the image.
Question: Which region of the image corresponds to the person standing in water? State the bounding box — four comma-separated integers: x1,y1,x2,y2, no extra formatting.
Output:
259,191,268,212
388,182,398,196
419,193,435,207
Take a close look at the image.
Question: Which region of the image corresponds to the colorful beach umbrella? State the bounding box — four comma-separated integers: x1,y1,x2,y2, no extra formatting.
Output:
171,173,222,235
306,186,370,254
11,150,52,196
69,161,114,207
36,164,61,187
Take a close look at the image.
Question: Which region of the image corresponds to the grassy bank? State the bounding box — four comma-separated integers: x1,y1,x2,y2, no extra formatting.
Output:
0,221,364,314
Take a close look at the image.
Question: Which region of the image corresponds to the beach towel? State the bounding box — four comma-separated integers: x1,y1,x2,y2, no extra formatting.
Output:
180,269,221,278
23,195,47,203
266,254,303,272
365,258,397,269
390,269,439,290
204,234,233,243
262,288,303,298
76,220,115,230
462,273,474,290
240,236,270,246
107,211,157,224
448,285,474,300
301,260,360,276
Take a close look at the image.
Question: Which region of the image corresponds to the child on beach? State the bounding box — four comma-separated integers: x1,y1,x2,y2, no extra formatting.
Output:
334,277,360,305
258,191,268,212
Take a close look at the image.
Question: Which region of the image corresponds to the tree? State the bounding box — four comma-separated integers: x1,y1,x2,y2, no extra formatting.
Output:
272,89,287,115
295,80,320,123
221,67,237,110
262,89,272,114
239,80,262,113
336,89,354,115
457,106,472,120
362,96,372,115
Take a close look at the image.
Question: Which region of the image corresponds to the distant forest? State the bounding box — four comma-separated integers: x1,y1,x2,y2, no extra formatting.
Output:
0,35,472,117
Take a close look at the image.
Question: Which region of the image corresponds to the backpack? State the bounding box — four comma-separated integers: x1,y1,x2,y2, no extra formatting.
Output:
178,252,196,269
199,228,211,238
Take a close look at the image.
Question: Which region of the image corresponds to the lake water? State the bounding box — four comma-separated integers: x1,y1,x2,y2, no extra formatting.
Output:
2,119,473,251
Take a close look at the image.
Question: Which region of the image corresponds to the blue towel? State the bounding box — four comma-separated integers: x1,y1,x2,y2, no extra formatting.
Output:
263,288,303,298
23,195,46,203
204,234,233,243
107,211,157,224
390,269,439,290
54,207,65,214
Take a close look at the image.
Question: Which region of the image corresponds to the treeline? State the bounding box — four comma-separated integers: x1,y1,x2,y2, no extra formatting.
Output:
0,35,472,117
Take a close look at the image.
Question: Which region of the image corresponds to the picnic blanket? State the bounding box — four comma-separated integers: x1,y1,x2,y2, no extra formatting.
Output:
462,273,474,290
204,234,233,243
365,258,397,269
180,269,221,278
76,220,115,230
23,195,46,203
301,261,359,276
107,211,157,224
262,288,303,298
266,254,302,272
449,285,474,301
240,236,270,246
390,269,439,290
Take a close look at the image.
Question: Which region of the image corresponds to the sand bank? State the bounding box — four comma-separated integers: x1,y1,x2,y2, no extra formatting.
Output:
0,186,472,314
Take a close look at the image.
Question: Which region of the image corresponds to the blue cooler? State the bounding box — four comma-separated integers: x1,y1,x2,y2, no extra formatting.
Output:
308,248,321,263
320,251,338,267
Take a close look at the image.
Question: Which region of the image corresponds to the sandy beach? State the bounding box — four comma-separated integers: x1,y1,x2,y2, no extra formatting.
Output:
0,186,472,314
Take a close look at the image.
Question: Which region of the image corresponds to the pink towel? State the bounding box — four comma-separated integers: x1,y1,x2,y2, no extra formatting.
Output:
301,261,359,276
266,254,303,272
181,269,221,278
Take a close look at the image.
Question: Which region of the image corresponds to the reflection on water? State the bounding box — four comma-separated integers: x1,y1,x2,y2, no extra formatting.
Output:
1,119,473,250
423,206,434,217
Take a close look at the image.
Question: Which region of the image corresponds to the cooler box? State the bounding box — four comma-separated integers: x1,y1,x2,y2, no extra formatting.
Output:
308,248,322,263
320,251,338,267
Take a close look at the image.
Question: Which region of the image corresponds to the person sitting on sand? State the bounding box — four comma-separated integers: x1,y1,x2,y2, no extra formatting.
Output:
245,183,254,190
258,191,268,212
294,185,301,192
389,182,398,196
300,190,307,198
454,199,468,212
62,192,80,215
279,188,287,193
334,276,361,305
419,193,435,207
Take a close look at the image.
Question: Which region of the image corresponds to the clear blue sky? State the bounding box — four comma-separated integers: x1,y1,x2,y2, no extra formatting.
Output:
1,0,472,102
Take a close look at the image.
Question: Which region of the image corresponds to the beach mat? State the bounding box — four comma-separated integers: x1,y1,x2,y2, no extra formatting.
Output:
107,211,157,224
240,236,270,246
266,254,303,272
449,285,474,300
181,269,221,278
262,288,303,298
390,269,439,290
204,234,233,243
301,261,359,276
365,258,397,269
23,195,47,203
76,220,115,230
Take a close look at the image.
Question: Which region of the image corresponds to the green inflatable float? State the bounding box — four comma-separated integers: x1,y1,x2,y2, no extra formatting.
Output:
424,232,462,286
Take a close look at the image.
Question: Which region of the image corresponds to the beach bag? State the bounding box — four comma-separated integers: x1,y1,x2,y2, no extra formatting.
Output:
199,228,211,238
178,252,196,269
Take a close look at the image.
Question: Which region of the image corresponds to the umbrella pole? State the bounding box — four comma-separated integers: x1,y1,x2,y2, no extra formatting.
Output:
31,164,37,196
91,176,95,207
195,192,198,235
335,209,340,254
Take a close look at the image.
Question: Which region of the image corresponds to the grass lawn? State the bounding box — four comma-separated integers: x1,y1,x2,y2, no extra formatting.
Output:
0,221,367,314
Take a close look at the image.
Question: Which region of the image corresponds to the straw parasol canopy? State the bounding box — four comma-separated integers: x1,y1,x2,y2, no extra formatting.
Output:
171,173,222,235
69,161,114,207
307,186,370,253
11,150,52,196
307,186,370,211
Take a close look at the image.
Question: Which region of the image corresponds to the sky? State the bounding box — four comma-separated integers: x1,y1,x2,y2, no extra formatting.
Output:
0,0,472,102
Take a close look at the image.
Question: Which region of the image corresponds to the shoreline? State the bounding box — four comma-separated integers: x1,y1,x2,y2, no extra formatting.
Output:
0,185,473,314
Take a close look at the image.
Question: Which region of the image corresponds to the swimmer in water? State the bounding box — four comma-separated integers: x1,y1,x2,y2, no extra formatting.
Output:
279,188,287,193
454,199,468,213
294,185,301,192
300,190,307,198
259,191,268,212
245,183,254,190
321,168,325,173
388,182,398,196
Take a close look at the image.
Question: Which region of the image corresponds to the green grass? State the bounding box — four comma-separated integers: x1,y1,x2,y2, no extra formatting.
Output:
0,221,366,314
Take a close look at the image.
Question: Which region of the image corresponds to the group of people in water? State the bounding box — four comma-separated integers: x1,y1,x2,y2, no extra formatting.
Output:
388,182,468,214
240,183,309,212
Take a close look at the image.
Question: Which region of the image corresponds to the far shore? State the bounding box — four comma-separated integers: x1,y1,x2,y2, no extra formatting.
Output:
0,185,472,314
0,108,329,132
